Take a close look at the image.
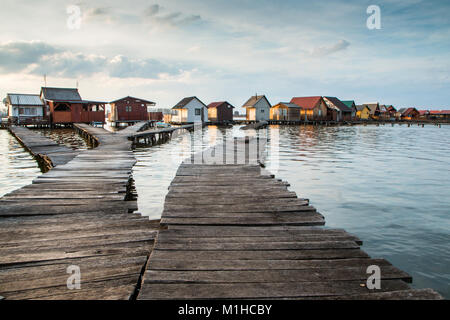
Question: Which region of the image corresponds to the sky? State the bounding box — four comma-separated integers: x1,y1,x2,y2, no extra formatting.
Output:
1,0,449,113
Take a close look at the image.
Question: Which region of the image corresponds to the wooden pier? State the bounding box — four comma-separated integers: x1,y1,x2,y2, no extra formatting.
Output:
0,124,159,300
138,141,442,300
0,124,443,300
128,124,194,146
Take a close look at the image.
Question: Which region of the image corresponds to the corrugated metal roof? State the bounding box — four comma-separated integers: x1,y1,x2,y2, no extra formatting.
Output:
7,93,43,106
41,87,82,101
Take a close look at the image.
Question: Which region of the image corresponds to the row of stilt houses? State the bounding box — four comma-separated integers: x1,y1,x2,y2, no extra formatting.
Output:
3,87,449,126
168,95,448,124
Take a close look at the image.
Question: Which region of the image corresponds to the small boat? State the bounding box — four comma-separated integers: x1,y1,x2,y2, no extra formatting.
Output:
156,122,171,128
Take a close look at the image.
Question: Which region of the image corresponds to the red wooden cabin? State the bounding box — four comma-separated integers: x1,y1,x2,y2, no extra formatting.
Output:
109,96,155,123
207,101,234,123
40,87,106,124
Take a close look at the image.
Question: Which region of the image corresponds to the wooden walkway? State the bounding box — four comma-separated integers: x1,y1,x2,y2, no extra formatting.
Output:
128,124,195,145
139,141,442,300
0,124,158,300
8,126,79,170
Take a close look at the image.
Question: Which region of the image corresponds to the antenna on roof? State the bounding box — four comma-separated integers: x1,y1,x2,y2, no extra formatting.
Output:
76,80,79,89
44,74,47,87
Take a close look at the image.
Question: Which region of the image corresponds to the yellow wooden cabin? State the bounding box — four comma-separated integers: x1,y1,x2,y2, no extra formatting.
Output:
270,102,301,121
356,105,371,120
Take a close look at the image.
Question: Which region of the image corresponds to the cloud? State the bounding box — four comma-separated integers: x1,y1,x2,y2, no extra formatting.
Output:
144,4,160,16
311,40,351,57
143,3,202,27
83,6,116,24
0,41,59,72
0,41,185,80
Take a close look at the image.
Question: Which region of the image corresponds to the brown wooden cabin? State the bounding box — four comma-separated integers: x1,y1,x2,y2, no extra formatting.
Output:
40,87,106,124
109,96,155,123
207,101,234,123
323,97,352,122
148,111,163,121
290,96,328,121
399,107,420,120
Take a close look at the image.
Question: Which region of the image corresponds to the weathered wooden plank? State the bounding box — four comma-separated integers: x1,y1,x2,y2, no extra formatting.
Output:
154,240,359,251
160,216,325,226
138,280,411,300
148,258,387,271
149,249,370,261
145,266,412,284
156,235,362,245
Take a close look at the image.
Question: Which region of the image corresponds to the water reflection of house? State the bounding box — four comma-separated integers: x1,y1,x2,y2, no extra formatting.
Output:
109,96,155,123
341,100,357,119
243,95,271,121
4,93,46,124
40,87,106,124
290,96,327,121
171,96,208,124
270,102,301,121
207,101,234,123
323,97,352,122
355,105,370,120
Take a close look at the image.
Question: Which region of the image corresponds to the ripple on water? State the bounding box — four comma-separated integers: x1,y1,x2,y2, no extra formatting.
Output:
0,130,41,197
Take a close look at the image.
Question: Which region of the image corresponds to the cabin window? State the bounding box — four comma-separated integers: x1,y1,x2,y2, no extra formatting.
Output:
126,106,132,112
195,108,201,116
55,103,71,111
82,104,89,112
261,109,265,113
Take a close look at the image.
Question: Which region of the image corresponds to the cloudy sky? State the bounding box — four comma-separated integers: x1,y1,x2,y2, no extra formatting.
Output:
1,0,449,111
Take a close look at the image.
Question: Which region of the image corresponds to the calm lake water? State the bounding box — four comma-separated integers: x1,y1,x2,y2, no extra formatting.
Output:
0,130,41,197
133,124,450,298
0,124,448,298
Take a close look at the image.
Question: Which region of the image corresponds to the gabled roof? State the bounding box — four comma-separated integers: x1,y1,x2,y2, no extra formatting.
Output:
401,107,419,116
397,108,407,114
41,87,82,101
356,105,370,112
242,95,271,108
363,103,380,115
324,97,352,113
379,105,388,112
386,105,397,112
290,96,323,110
6,93,43,106
273,102,301,109
341,100,356,108
207,101,235,109
110,96,155,105
172,96,207,109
